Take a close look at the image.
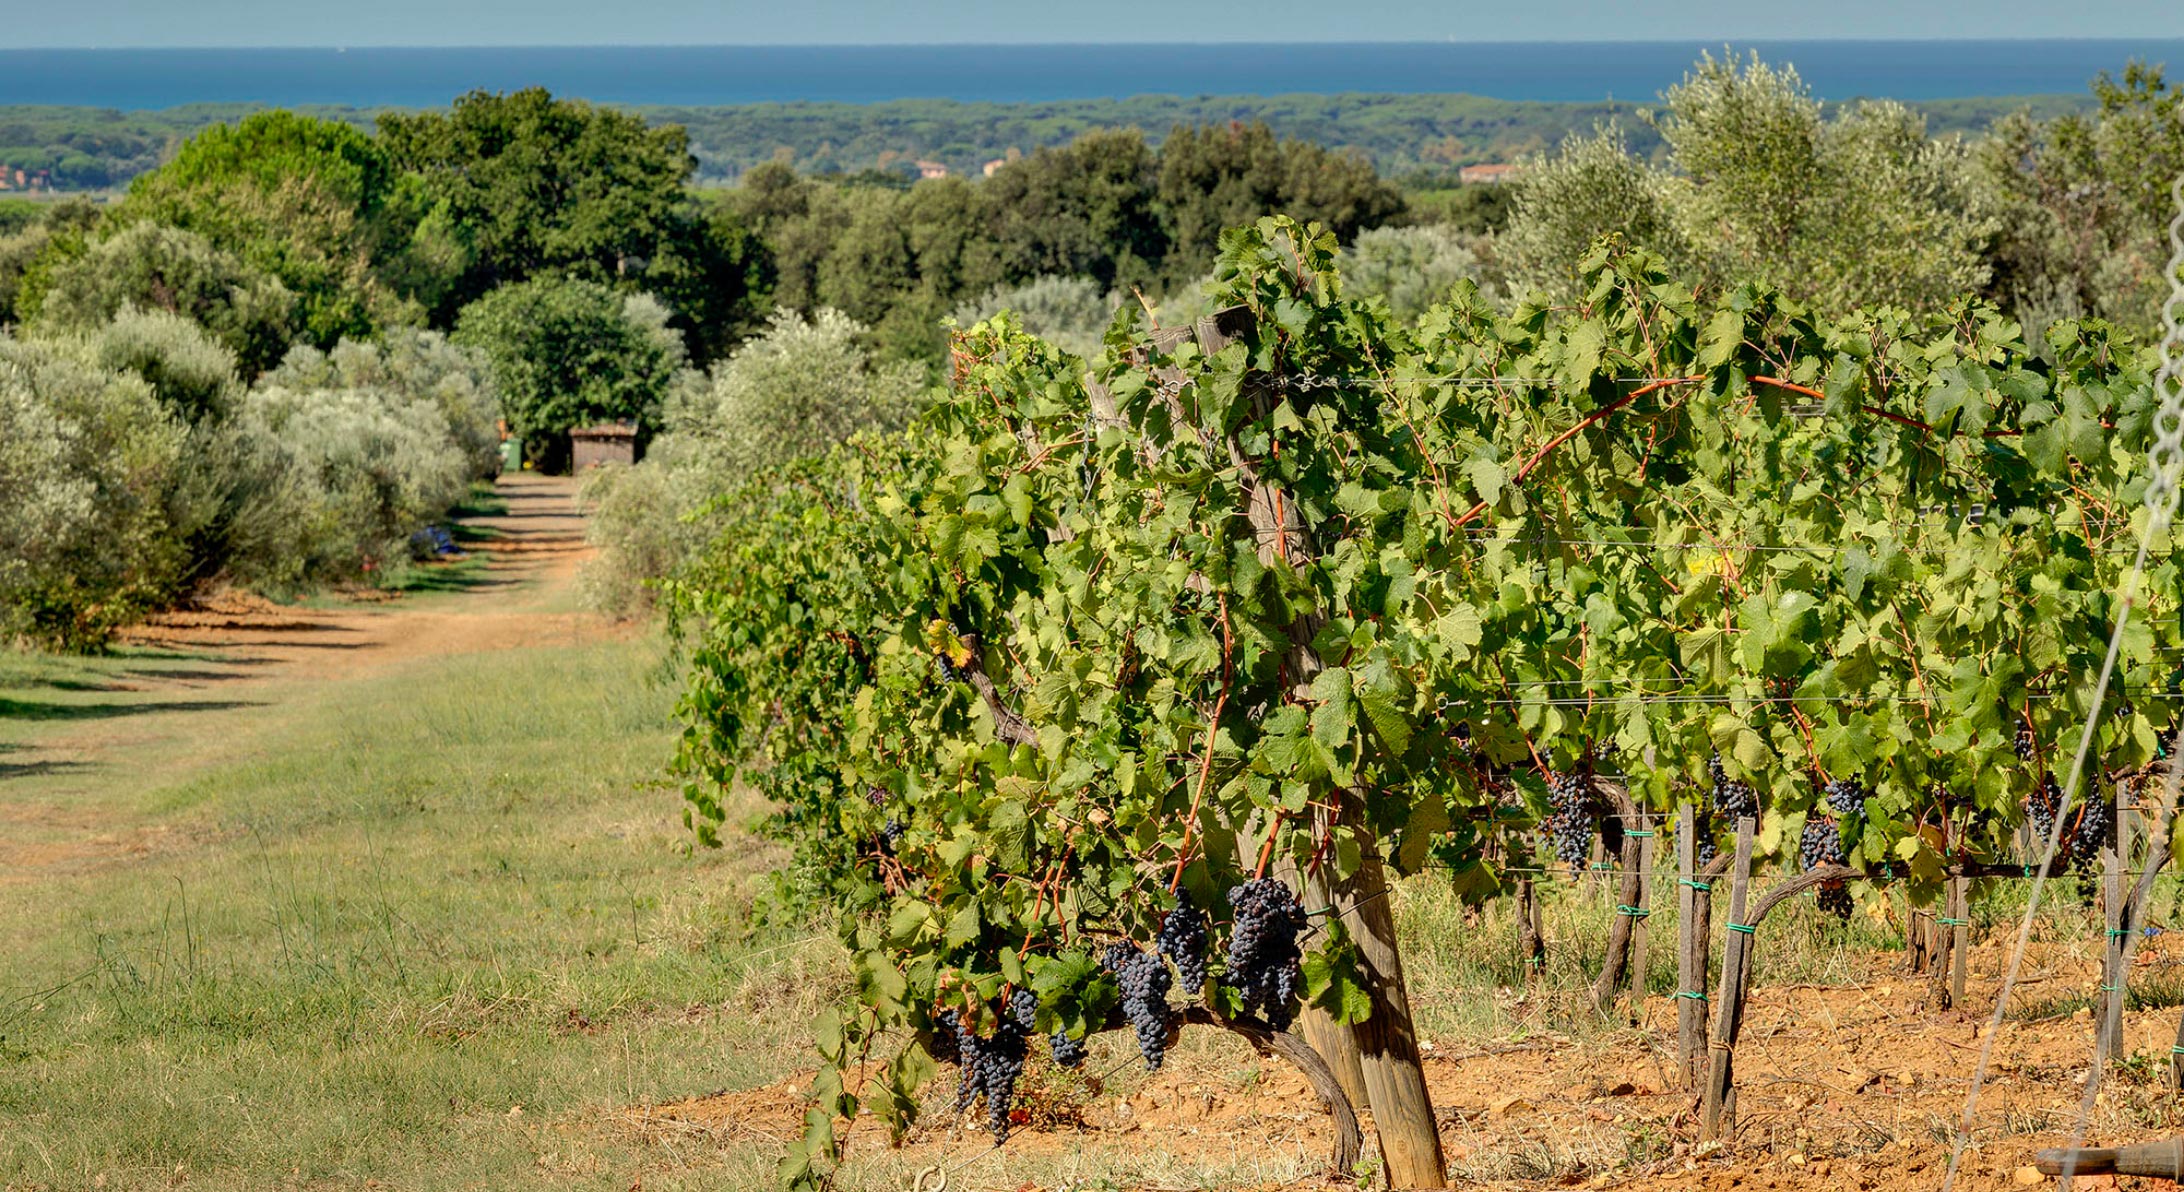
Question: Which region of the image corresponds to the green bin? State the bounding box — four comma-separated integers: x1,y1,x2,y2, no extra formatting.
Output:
499,438,523,474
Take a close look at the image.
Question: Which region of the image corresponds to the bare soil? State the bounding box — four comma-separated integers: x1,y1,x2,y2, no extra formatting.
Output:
622,931,2184,1191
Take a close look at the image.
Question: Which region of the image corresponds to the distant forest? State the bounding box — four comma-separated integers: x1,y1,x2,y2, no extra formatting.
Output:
0,90,2096,192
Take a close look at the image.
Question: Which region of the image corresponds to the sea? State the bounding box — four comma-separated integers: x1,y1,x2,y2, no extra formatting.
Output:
0,41,2179,110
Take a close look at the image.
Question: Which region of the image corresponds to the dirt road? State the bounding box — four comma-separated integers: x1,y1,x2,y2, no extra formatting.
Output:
0,472,625,881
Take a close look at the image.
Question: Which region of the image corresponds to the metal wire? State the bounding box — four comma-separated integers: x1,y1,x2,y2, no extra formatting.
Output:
1944,120,2184,1192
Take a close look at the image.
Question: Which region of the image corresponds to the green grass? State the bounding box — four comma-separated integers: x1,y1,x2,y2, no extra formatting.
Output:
0,636,839,1192
6,621,2166,1191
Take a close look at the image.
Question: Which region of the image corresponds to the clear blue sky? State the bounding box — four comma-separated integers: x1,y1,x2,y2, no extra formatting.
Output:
9,0,2183,48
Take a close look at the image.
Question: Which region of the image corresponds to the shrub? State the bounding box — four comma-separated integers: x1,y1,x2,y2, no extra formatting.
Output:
75,305,242,422
1344,224,1502,320
225,383,468,588
268,328,501,479
0,333,188,647
454,276,682,467
31,221,300,375
950,275,1116,358
579,307,920,615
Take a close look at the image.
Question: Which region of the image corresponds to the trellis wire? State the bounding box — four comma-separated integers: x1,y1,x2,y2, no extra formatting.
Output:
1943,135,2184,1192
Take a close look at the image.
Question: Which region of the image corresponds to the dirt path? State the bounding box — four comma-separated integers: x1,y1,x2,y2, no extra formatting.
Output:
1,472,626,879
120,471,612,681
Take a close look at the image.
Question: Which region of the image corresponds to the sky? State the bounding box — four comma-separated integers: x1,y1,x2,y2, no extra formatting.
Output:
9,0,2184,48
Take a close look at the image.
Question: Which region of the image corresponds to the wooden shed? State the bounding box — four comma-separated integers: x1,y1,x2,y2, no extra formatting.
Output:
570,422,640,470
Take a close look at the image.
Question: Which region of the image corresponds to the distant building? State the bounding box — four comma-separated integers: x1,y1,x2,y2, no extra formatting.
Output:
1458,163,1521,185
915,160,950,180
982,158,1007,177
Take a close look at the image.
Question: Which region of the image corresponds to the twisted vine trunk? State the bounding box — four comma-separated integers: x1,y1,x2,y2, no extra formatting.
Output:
1193,307,1447,1188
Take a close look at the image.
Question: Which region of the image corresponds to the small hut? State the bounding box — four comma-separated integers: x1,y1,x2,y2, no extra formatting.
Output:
570,422,640,470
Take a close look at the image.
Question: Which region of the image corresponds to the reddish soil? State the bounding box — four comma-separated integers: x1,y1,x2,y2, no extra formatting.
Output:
620,931,2184,1191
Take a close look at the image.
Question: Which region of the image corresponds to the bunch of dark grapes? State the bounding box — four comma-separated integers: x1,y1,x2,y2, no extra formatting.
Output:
1157,898,1209,994
1709,753,1759,824
2014,725,2037,762
952,1011,984,1112
1542,770,1596,874
2027,773,2066,861
1226,877,1309,1031
935,652,960,683
1823,778,1867,818
878,818,905,853
2072,795,2115,876
1050,1027,1086,1069
1104,944,1174,1070
1800,816,1853,920
950,996,1033,1142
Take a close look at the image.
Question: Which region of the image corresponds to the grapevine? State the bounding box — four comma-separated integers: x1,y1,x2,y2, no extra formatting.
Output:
658,218,2182,1188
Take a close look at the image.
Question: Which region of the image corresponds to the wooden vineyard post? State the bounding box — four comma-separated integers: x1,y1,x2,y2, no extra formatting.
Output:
1515,876,1545,990
1700,817,1755,1141
1950,876,1971,1011
1929,883,1957,1010
1591,788,1648,1014
1905,902,1932,974
1337,826,1449,1188
1628,825,1653,1026
2098,805,2128,1066
1675,807,1704,1086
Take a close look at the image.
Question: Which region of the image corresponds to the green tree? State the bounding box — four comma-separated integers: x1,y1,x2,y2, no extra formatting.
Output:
381,87,762,349
453,276,682,468
1500,125,1680,298
1155,121,1404,279
0,334,188,647
1975,62,2184,335
117,110,432,345
981,129,1166,291
1651,53,1992,312
31,221,299,375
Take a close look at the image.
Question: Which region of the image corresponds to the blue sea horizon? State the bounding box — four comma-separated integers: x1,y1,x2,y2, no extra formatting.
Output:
0,40,2177,110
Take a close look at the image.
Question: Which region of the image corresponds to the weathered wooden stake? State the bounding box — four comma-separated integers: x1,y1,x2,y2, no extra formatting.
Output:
1675,807,1704,1086
1515,876,1544,990
2098,800,2128,1066
1928,886,1957,1010
1699,817,1755,1141
1629,824,1653,1026
1950,875,1970,1011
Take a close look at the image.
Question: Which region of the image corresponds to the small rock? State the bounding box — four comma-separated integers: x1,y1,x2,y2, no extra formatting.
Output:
2013,1166,2045,1186
1490,1095,1531,1115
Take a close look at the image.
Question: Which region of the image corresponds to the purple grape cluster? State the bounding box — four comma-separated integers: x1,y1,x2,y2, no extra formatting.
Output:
1225,877,1308,1031
1157,898,1209,994
952,995,1033,1143
2073,794,2114,876
878,818,904,853
1823,777,1867,818
2028,773,2065,857
1050,1027,1086,1069
1800,816,1853,920
1103,943,1173,1070
2014,725,2037,762
1709,753,1759,823
1542,770,1596,874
